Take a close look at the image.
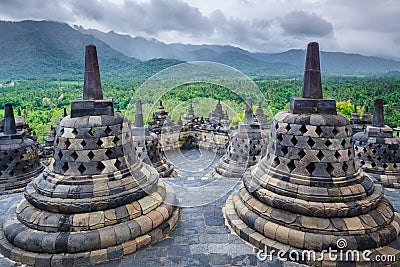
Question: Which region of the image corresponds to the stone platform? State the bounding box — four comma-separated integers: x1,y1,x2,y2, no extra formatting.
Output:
2,149,400,266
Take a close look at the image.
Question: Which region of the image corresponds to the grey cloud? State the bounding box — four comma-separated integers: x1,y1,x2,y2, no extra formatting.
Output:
0,0,72,22
280,10,333,38
68,0,213,35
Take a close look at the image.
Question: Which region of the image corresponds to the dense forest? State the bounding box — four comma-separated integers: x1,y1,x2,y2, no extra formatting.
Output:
0,75,399,143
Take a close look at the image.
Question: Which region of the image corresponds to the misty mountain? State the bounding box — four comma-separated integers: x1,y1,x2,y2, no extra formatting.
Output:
0,20,181,80
77,26,400,75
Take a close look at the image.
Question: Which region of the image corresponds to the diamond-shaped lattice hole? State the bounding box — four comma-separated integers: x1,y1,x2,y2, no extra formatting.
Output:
273,157,280,167
105,148,113,159
290,136,298,146
97,162,105,172
306,163,316,175
377,156,382,161
96,139,103,147
87,151,95,160
298,150,306,159
367,155,372,160
315,126,322,136
383,163,388,169
307,138,315,148
360,160,365,165
371,162,376,167
285,124,291,132
88,128,95,137
368,143,373,148
58,150,63,160
62,162,69,172
325,140,332,147
348,150,351,157
72,128,78,136
334,151,341,159
316,150,324,161
9,170,14,176
394,163,398,169
65,139,71,148
341,139,347,147
78,164,86,174
277,134,283,142
113,136,120,145
332,127,339,136
326,163,334,175
288,160,296,172
299,125,307,135
105,126,113,135
342,162,348,172
114,159,122,169
377,144,382,149
71,151,78,161
81,140,87,147
281,146,288,156
383,150,387,155
275,123,279,130
363,148,367,153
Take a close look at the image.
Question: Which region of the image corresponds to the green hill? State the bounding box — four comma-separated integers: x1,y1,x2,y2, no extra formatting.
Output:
0,20,181,80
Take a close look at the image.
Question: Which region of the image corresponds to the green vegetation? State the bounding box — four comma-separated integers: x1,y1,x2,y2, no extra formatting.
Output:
1,75,399,143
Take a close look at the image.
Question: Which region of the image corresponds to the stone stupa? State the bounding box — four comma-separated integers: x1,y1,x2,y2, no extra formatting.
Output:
0,103,44,195
209,100,225,121
0,45,180,266
183,101,197,122
350,105,363,134
354,99,400,188
211,98,268,178
132,100,175,177
255,102,270,130
224,42,400,265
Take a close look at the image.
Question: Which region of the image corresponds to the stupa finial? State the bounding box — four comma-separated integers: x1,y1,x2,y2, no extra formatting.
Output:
372,99,385,127
83,44,103,100
3,103,17,135
302,42,322,99
244,97,254,124
135,100,144,127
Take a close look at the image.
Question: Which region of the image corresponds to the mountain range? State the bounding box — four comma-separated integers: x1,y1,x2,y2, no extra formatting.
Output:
1,20,400,80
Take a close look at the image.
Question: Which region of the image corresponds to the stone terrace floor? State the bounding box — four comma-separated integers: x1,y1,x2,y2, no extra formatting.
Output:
1,149,400,266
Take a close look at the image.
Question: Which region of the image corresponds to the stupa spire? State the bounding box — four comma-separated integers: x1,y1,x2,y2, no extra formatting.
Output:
3,103,17,135
135,99,144,127
372,99,385,127
83,44,103,100
244,97,254,124
302,42,322,99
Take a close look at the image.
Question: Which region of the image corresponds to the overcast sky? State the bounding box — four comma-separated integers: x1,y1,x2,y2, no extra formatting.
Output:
0,0,399,58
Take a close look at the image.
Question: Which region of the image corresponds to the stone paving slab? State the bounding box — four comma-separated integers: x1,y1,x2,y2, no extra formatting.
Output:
2,149,399,266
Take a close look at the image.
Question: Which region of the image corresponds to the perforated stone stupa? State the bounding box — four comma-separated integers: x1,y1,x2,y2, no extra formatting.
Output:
212,98,268,178
0,103,44,195
354,99,400,188
255,102,270,130
224,42,400,265
0,45,180,266
132,100,175,177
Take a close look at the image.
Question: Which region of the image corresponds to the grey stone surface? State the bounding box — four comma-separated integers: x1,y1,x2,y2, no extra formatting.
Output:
0,148,305,267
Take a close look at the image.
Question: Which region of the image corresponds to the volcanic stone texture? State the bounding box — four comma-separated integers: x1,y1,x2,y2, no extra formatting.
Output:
224,42,400,266
0,45,180,266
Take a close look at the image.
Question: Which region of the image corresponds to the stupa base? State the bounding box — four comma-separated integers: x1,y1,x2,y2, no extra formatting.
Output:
0,181,181,267
224,192,400,266
0,165,44,196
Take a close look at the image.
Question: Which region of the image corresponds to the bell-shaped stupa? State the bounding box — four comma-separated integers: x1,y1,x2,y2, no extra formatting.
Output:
224,42,400,265
254,102,270,130
183,101,197,123
0,45,180,266
132,100,175,177
354,99,400,188
0,104,44,194
212,98,268,178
